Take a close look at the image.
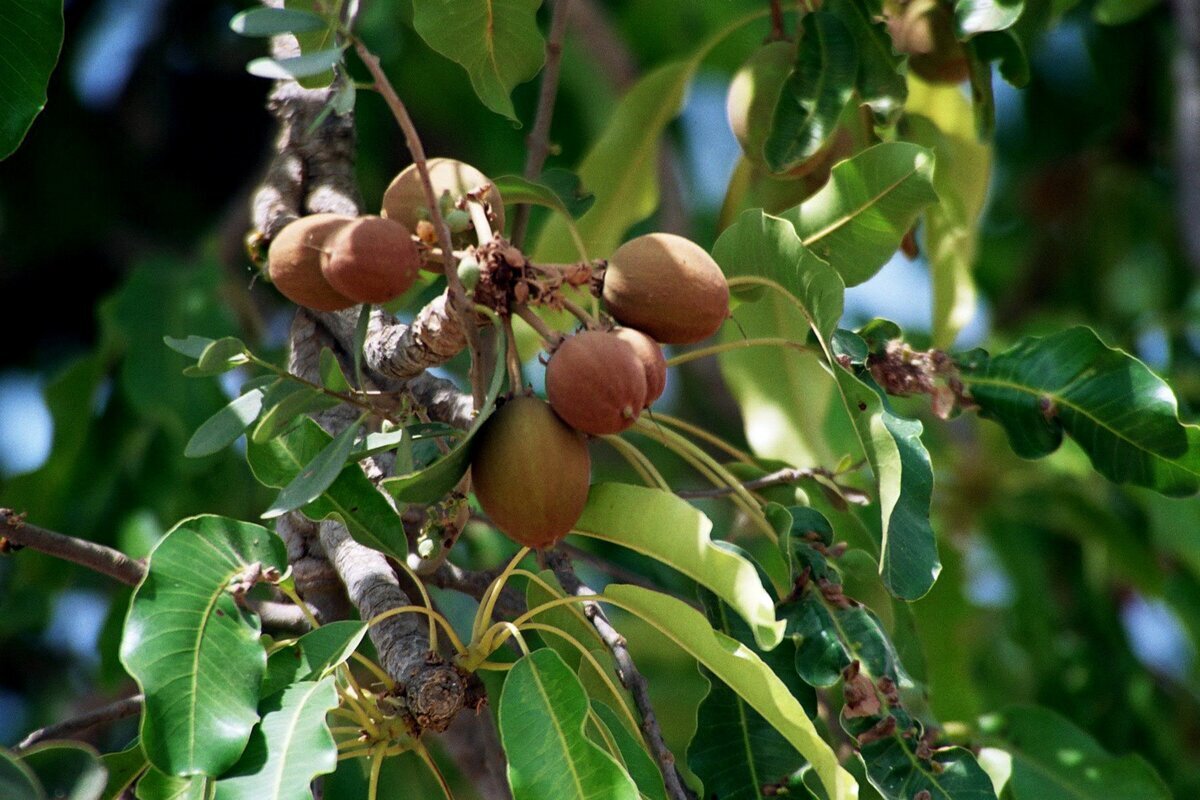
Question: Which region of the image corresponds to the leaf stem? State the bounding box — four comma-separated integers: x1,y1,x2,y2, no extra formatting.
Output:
599,434,670,490
664,337,816,367
649,412,756,464
513,304,565,348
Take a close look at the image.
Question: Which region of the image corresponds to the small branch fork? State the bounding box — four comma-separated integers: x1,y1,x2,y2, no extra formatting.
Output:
16,694,145,751
544,550,698,800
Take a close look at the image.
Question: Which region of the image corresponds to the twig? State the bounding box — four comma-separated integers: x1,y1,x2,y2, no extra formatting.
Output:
427,561,526,619
511,0,573,248
1172,0,1200,274
513,304,564,347
16,694,144,751
675,466,820,498
544,550,697,800
556,543,700,607
1,509,144,586
769,0,786,40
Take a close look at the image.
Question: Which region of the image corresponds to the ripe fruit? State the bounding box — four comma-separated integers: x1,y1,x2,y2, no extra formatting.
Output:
613,328,667,407
887,0,970,84
470,396,591,549
381,158,505,253
267,214,356,311
604,233,730,345
727,40,794,171
546,330,648,435
322,216,422,304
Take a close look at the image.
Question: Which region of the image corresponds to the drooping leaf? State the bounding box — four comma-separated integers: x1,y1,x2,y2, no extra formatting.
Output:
185,389,266,458
246,417,407,560
0,747,46,800
979,706,1171,799
100,740,148,800
572,483,786,650
214,679,340,800
135,770,208,800
499,649,639,800
781,142,937,286
589,702,667,800
960,326,1198,496
411,0,545,121
826,0,907,125
120,516,287,776
602,585,858,800
0,0,63,159
21,742,108,800
229,7,327,36
954,0,1024,36
261,420,363,518
262,621,368,696
688,589,815,800
1094,0,1161,24
904,78,992,348
764,12,858,173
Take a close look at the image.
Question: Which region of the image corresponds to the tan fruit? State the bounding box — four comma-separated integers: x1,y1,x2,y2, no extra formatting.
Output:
470,396,591,549
604,233,730,345
887,1,970,84
381,159,504,262
546,331,648,435
321,216,422,304
613,328,667,407
727,41,795,170
267,214,357,311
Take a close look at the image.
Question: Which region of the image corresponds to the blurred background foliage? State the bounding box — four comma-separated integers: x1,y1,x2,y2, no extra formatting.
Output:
2,0,1199,796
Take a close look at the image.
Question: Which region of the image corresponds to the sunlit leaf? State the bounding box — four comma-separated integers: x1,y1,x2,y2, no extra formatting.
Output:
261,420,362,518
185,389,266,458
262,621,368,696
229,7,327,36
954,0,1024,36
135,769,207,800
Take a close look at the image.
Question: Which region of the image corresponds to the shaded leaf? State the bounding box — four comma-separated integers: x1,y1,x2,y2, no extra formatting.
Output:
120,516,286,775
827,0,907,125
319,348,352,393
572,483,786,650
185,389,266,458
411,0,545,121
164,336,216,360
0,747,45,800
499,649,639,800
1094,0,1161,24
262,621,368,696
250,383,341,445
261,420,363,518
100,740,148,800
22,742,107,800
589,702,667,800
781,142,937,286
495,171,595,219
229,7,327,36
0,0,63,159
246,48,347,81
214,679,339,800
135,770,207,800
283,0,340,88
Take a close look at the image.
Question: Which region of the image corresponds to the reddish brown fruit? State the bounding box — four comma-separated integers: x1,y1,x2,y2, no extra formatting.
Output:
470,396,591,549
613,328,667,407
321,216,422,304
267,214,356,311
604,233,730,345
887,1,970,85
546,330,648,435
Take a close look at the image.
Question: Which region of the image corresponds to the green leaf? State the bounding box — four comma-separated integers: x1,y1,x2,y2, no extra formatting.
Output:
283,0,340,89
1094,0,1161,24
602,585,858,800
831,366,940,599
214,679,339,800
120,516,287,776
261,420,363,518
262,621,368,696
229,7,327,36
954,0,1024,36
781,142,937,286
247,417,407,560
688,590,815,800
960,326,1197,495
22,742,109,800
411,0,545,121
572,483,786,650
764,12,857,173
499,649,639,800
826,0,907,125
859,737,997,800
164,336,216,360
186,337,249,377
100,740,148,800
318,348,352,393
246,48,347,81
250,383,341,445
495,171,595,219
589,702,667,800
0,748,45,800
980,706,1171,799
0,0,63,159
135,770,208,800
185,389,266,458
904,78,992,348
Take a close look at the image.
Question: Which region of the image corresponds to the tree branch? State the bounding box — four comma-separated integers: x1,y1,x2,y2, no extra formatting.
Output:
427,561,526,619
0,509,144,586
16,694,144,751
544,550,697,800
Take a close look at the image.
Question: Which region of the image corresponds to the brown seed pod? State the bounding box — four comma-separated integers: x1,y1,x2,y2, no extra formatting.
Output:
267,214,357,311
546,330,648,435
612,328,667,407
887,1,970,85
381,159,504,265
470,396,591,549
604,233,730,345
321,216,422,304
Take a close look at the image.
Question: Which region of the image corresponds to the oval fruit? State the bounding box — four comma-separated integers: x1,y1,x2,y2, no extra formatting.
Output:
727,41,795,170
547,331,648,435
267,214,356,311
321,216,422,304
381,159,504,258
613,328,667,407
887,1,969,84
604,233,730,345
471,396,591,549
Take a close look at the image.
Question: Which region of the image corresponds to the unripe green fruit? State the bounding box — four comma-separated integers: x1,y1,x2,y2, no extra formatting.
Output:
470,396,591,549
267,214,357,311
612,328,667,407
604,233,730,345
888,1,970,84
381,159,505,265
457,254,482,290
322,216,422,304
546,331,648,435
727,41,795,171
